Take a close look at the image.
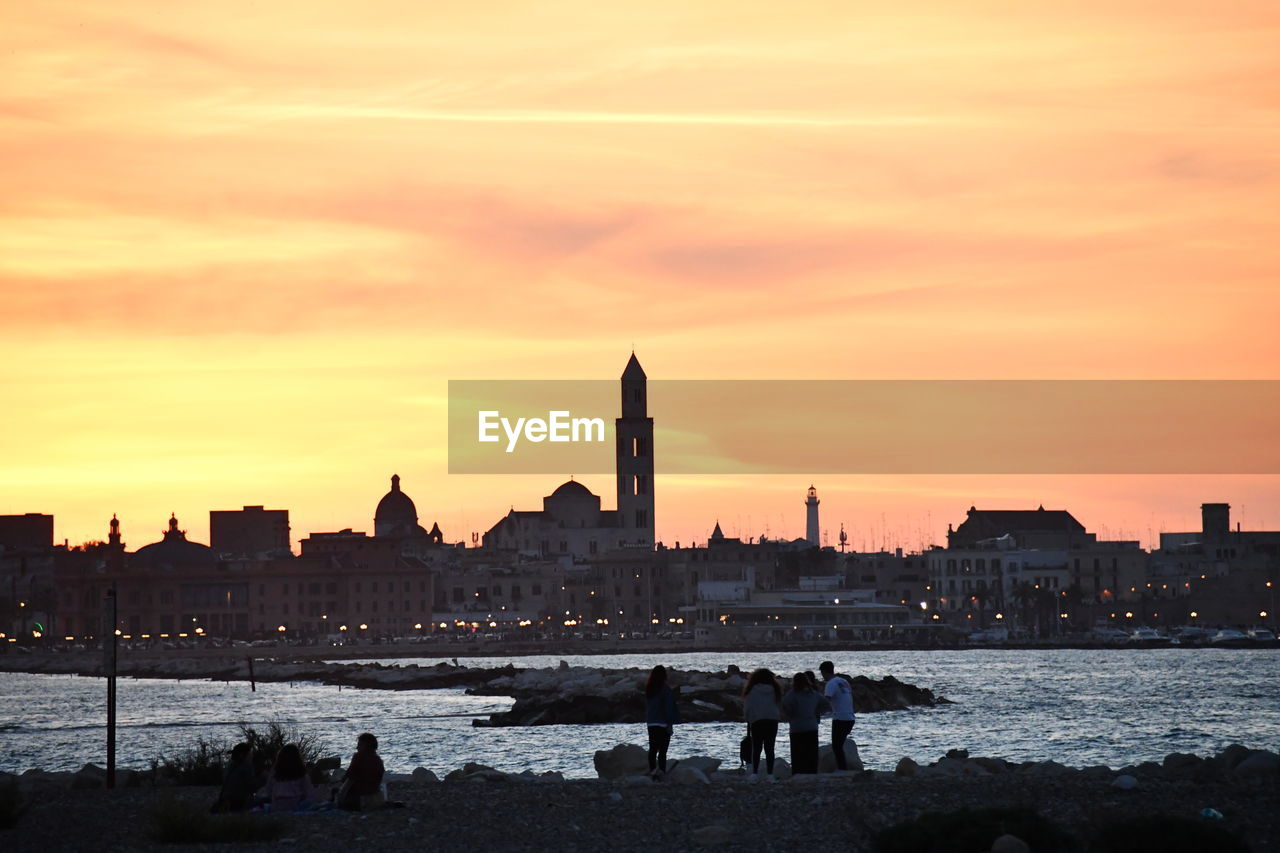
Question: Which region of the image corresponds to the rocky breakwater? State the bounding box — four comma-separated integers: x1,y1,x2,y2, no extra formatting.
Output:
470,664,949,726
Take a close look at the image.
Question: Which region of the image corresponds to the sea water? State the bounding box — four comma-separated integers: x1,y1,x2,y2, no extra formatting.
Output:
1,648,1277,778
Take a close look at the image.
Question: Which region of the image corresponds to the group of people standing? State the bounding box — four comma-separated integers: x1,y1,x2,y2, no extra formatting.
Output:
643,660,857,781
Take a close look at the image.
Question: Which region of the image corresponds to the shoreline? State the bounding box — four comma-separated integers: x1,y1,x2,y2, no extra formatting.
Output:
4,746,1278,851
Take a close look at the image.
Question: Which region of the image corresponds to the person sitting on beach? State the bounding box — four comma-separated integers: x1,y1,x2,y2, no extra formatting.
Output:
211,742,261,813
644,664,681,779
265,743,316,812
337,732,385,811
819,660,857,772
781,672,831,774
742,668,783,781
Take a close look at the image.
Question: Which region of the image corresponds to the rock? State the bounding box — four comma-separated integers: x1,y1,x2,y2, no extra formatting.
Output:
608,791,623,802
818,741,863,773
1111,774,1138,790
538,771,564,782
773,759,792,780
622,775,654,784
667,765,710,785
990,834,1030,853
70,764,107,790
1233,750,1280,778
1214,743,1253,772
672,756,721,775
411,767,439,783
972,757,1008,775
895,757,918,777
593,744,649,780
691,825,736,846
945,748,970,760
314,755,341,772
1022,760,1070,776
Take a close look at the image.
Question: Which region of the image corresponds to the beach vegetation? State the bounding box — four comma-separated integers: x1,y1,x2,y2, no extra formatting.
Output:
147,796,285,844
875,807,1076,853
150,718,326,786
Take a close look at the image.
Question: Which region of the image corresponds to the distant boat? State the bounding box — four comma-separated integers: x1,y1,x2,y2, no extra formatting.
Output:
1246,627,1278,646
1089,625,1129,644
1127,627,1170,646
1210,628,1251,647
967,627,1009,644
1172,625,1211,645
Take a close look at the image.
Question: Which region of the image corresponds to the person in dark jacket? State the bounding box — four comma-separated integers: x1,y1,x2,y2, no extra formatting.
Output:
644,665,680,777
781,672,831,774
212,742,261,813
337,732,385,811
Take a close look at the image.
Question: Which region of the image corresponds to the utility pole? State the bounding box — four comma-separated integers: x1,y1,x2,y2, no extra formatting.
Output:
103,584,118,789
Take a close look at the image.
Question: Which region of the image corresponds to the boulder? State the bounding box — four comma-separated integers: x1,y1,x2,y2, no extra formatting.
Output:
1111,774,1138,790
672,756,722,776
990,834,1030,853
1233,750,1280,778
667,765,711,785
411,767,439,783
972,757,1009,775
818,741,864,773
1210,744,1252,774
894,757,918,777
593,744,649,780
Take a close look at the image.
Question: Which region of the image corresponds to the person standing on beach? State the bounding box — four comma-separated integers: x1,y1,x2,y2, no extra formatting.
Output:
644,664,680,778
820,660,856,771
742,668,783,780
781,672,831,774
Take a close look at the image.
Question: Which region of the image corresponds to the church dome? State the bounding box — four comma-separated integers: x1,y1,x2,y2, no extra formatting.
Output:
131,514,218,569
375,474,426,538
550,479,594,499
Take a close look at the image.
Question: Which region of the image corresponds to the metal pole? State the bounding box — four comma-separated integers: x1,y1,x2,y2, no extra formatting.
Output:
104,583,117,789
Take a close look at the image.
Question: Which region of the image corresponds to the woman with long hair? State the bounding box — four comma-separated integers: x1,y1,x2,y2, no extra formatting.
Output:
644,664,680,778
781,671,831,774
742,668,783,780
265,743,315,812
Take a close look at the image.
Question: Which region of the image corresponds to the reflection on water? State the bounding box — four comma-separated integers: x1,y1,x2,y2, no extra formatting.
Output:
1,649,1276,778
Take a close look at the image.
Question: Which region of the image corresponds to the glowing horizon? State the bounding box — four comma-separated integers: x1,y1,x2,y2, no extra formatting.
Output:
2,1,1278,551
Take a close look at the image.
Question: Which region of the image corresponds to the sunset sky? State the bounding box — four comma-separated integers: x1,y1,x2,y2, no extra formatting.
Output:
2,1,1278,552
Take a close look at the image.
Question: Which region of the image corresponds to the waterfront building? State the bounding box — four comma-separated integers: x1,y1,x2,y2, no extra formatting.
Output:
210,505,291,558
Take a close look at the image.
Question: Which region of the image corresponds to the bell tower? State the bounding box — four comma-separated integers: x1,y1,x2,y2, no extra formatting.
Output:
616,353,655,547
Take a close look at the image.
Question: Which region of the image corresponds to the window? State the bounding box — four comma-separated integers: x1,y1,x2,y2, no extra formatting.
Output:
372,582,379,593
635,510,647,527
282,583,289,595
589,540,597,554
532,584,542,596
372,601,379,613
452,587,463,603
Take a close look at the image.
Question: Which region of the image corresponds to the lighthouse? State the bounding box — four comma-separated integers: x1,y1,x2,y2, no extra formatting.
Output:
805,485,820,546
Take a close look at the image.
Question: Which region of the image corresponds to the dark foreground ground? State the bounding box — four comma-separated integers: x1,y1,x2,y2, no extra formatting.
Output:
4,771,1276,853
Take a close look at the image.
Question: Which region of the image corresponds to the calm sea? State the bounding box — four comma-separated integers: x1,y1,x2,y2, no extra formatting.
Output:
2,649,1277,779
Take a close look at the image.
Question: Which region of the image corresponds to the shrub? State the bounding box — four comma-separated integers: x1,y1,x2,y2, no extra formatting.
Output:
150,735,228,787
151,718,327,786
1089,815,1249,853
148,797,285,844
875,807,1077,853
0,777,24,829
236,720,326,775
